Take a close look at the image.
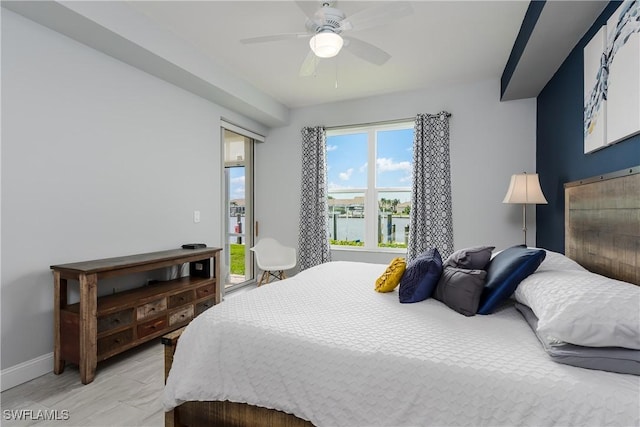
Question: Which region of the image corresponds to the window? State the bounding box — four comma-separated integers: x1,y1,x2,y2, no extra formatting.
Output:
326,122,414,250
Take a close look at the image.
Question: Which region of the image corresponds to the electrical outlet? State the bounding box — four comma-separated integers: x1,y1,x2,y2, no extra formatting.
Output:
194,210,201,223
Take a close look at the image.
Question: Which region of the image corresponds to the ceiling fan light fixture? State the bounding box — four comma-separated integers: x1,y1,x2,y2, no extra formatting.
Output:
309,31,343,58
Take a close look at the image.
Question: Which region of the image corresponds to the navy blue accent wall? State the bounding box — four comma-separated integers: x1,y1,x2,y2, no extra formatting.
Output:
536,1,640,253
501,1,546,98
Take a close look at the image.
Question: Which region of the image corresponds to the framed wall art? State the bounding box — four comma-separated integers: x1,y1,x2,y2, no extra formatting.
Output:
584,0,640,153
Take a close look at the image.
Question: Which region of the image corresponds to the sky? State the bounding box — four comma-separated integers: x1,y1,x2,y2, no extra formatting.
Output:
228,166,245,201
227,127,414,204
327,128,413,201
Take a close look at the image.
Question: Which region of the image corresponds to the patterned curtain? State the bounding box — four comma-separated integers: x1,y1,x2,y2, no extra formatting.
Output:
407,112,453,262
298,126,331,270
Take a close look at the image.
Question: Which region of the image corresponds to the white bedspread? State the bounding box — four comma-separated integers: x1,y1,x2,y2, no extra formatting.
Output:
163,261,640,427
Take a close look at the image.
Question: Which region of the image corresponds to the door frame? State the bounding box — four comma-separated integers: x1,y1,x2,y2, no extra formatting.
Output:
220,123,260,295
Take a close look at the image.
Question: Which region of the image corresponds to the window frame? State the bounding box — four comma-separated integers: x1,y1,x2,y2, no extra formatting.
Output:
326,121,414,252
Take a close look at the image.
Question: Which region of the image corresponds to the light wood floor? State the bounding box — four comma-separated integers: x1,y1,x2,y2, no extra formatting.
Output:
1,340,165,426
0,284,258,427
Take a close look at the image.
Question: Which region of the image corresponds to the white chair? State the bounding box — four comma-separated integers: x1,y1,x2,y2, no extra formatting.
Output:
250,238,296,286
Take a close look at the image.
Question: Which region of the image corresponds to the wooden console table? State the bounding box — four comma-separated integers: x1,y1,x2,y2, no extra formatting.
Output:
51,247,221,384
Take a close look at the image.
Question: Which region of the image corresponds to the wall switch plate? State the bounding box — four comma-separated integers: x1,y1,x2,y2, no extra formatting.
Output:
193,210,200,223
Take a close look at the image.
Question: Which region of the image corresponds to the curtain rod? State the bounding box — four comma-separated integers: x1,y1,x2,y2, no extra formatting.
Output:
325,112,452,131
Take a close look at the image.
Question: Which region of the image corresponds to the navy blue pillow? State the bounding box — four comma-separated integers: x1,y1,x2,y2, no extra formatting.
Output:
477,245,546,315
399,248,443,303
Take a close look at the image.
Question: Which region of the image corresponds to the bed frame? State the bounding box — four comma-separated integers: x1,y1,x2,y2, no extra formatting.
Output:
163,166,640,426
162,328,312,427
565,165,639,286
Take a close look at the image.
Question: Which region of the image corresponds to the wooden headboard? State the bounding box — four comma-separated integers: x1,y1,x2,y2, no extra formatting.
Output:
565,166,640,285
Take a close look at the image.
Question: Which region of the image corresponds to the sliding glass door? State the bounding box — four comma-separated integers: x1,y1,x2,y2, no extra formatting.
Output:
223,129,254,290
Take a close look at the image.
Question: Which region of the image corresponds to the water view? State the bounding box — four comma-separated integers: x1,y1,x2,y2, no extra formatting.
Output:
229,214,409,246
329,214,409,246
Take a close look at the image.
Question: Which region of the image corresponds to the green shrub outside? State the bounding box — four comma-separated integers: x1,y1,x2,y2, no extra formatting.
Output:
330,240,407,249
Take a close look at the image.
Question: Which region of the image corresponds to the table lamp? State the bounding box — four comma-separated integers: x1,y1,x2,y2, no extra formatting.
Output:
503,173,548,246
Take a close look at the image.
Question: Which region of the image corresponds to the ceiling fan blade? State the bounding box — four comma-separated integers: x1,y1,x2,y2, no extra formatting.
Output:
340,2,413,32
299,50,320,77
240,33,309,44
343,36,391,66
295,1,320,21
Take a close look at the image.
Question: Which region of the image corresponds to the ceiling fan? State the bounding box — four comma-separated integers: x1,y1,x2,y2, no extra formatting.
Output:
240,1,413,77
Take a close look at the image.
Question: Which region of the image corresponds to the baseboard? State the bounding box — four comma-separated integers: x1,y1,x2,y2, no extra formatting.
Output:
1,352,53,392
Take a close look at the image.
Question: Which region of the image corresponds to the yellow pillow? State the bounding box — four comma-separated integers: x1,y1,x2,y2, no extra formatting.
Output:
375,257,406,292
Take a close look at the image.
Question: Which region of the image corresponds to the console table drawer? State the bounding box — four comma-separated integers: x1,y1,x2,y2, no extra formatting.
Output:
137,317,168,339
98,329,133,356
195,284,215,299
195,299,214,315
168,290,193,308
169,305,194,326
137,298,167,320
98,309,133,334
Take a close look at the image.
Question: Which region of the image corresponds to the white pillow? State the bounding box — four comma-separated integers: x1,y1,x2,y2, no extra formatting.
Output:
514,269,640,349
536,249,587,273
492,248,587,273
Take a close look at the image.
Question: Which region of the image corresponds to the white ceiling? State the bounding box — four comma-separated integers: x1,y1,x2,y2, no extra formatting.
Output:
126,1,530,108
3,1,608,127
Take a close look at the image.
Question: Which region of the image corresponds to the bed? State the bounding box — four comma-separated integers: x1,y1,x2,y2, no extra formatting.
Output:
163,167,640,427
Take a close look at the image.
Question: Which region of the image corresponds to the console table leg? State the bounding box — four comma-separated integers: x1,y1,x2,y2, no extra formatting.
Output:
79,273,98,384
53,272,66,374
213,255,221,304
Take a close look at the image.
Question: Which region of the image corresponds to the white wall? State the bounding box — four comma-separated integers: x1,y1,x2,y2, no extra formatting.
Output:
256,79,537,267
0,7,537,389
0,10,265,387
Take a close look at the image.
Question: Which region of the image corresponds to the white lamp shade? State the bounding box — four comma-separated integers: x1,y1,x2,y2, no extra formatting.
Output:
503,173,548,204
309,32,344,58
